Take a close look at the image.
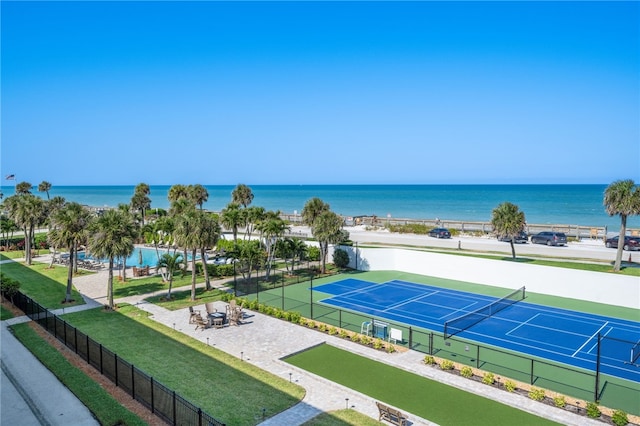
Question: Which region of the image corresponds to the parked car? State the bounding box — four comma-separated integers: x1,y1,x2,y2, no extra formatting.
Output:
428,227,451,238
531,231,567,246
605,235,640,251
498,231,528,244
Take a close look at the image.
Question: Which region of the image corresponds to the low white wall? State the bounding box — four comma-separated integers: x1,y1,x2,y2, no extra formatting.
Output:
340,245,639,310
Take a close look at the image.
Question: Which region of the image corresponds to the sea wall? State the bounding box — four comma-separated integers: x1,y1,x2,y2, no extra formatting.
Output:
339,245,639,310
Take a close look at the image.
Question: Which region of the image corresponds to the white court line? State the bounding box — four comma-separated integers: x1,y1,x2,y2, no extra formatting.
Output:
573,321,609,358
506,313,541,336
586,325,614,355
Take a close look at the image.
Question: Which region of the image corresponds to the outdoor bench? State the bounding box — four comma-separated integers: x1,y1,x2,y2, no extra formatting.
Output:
376,401,408,426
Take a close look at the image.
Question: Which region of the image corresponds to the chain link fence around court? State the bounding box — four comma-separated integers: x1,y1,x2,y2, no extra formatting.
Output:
6,291,225,426
247,275,640,416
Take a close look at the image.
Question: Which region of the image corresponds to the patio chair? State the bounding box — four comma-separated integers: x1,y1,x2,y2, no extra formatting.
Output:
205,302,216,316
194,314,210,331
189,306,201,324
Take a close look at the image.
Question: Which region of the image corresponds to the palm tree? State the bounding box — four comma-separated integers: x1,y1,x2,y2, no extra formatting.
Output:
312,210,348,274
231,183,254,208
291,238,308,273
15,181,33,195
194,211,221,290
45,196,67,267
221,202,244,242
491,202,526,259
88,209,136,309
48,202,92,303
189,184,209,210
156,252,185,300
131,183,151,225
604,179,640,271
173,209,200,301
302,197,330,228
256,211,288,279
168,184,189,205
4,194,46,265
244,206,265,240
38,181,52,199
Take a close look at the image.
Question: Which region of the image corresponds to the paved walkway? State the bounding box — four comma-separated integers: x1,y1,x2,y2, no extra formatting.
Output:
2,256,604,425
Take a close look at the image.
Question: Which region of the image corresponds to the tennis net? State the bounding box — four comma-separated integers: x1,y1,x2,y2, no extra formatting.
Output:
444,286,526,339
631,340,640,364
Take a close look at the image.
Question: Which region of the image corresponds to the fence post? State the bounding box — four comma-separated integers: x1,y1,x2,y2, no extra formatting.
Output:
281,271,285,311
595,333,601,401
198,408,202,426
476,346,480,369
63,319,67,345
310,274,314,319
99,344,103,374
151,377,155,414
115,353,118,386
530,359,534,384
173,391,177,425
86,335,90,363
131,364,135,398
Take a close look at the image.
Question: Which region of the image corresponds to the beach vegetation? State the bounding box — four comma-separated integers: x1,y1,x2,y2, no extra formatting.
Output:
490,202,526,259
387,223,431,234
603,179,640,271
88,208,136,308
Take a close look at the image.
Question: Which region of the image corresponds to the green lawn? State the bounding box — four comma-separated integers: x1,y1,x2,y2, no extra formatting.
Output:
0,261,85,309
10,323,146,426
0,304,14,320
61,305,305,426
286,344,560,426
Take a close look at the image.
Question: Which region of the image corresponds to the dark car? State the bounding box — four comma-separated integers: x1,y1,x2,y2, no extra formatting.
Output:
428,227,451,238
531,231,567,246
605,235,640,251
498,231,528,244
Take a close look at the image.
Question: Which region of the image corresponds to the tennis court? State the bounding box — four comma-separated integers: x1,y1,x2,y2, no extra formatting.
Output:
315,278,640,383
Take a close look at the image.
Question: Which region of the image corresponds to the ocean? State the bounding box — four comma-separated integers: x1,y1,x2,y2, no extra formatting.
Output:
1,184,637,229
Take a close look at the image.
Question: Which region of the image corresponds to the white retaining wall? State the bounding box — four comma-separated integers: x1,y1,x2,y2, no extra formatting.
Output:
339,245,639,310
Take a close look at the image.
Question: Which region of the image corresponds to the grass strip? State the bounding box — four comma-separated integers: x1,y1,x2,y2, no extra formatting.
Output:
0,261,85,309
302,409,381,425
285,343,560,426
10,323,146,426
62,305,305,426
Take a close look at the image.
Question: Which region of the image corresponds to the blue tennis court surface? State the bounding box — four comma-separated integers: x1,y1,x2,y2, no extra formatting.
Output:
315,279,640,383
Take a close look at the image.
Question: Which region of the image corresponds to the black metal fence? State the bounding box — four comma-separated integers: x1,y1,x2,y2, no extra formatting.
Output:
8,291,225,426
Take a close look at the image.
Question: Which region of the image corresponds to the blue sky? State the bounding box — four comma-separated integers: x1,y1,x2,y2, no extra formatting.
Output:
2,1,638,186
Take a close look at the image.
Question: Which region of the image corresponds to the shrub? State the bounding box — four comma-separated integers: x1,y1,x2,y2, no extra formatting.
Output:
0,274,20,302
460,366,473,378
553,395,566,408
328,326,338,335
359,335,371,345
339,329,349,339
528,388,545,401
504,380,516,392
317,323,327,332
586,402,601,419
612,409,628,426
386,344,395,353
424,355,436,365
440,360,454,370
373,338,384,350
332,248,350,269
288,312,301,323
482,372,495,385
350,333,360,342
307,246,320,261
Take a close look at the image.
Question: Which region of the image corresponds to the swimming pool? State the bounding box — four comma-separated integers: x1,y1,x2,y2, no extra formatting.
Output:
79,247,198,267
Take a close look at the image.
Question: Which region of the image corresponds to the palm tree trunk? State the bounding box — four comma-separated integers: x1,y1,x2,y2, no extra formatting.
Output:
510,241,516,259
190,249,197,301
201,247,210,290
107,258,115,308
65,245,75,303
614,215,627,271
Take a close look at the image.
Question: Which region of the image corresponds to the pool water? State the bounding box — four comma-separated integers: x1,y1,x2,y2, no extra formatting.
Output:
79,247,198,267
